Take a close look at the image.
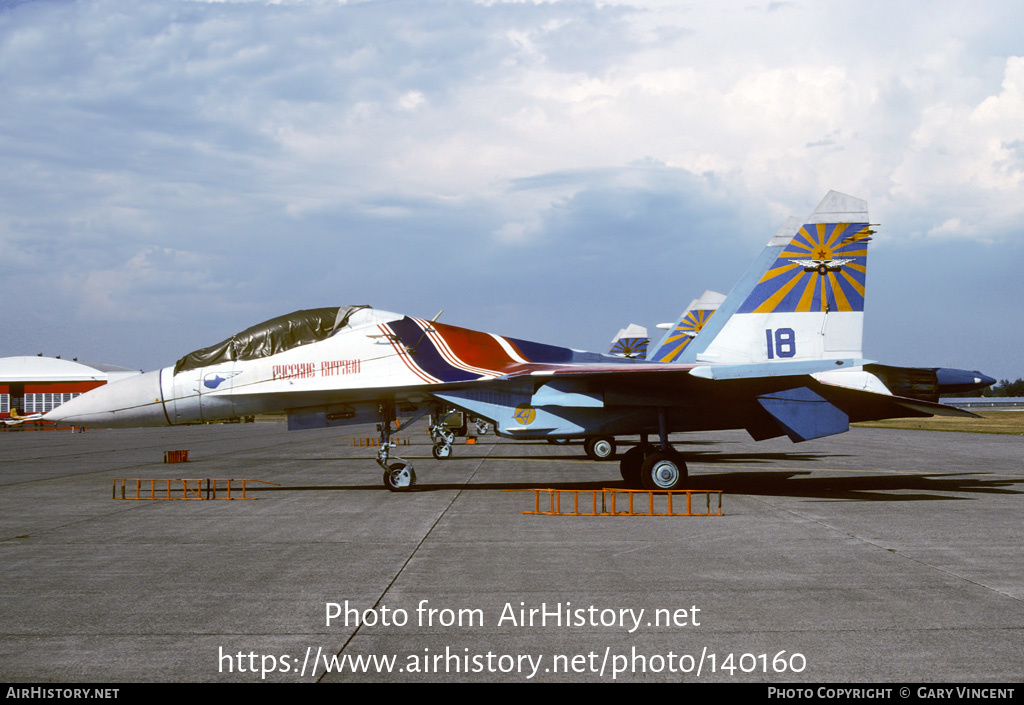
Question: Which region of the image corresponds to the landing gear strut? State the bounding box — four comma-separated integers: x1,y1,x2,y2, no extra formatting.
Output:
376,400,417,492
428,407,456,460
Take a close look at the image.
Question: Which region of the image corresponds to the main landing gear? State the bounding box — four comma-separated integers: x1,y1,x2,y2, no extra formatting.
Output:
619,444,688,490
584,436,616,461
429,410,456,460
618,415,689,490
544,436,617,460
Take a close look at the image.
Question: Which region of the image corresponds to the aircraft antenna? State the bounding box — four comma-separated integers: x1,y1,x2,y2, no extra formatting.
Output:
410,310,445,353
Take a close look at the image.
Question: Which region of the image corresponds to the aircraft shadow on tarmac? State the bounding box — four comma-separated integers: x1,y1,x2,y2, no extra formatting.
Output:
250,448,1024,502
676,470,1024,502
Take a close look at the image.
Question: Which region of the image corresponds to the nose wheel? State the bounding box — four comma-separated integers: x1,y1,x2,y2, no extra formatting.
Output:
383,462,417,492
375,400,419,492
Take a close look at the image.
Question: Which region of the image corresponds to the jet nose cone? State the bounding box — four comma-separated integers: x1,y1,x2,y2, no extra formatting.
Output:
975,371,997,387
934,368,997,395
43,370,169,427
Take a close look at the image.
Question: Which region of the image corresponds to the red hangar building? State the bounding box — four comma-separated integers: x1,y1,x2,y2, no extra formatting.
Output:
0,356,139,422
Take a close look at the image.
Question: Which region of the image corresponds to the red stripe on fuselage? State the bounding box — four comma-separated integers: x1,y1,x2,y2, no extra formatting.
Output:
412,318,502,378
429,321,522,374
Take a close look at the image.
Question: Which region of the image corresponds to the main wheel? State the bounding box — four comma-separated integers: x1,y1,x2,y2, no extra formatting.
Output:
584,436,616,460
431,443,452,459
640,451,688,491
619,445,646,486
383,462,417,492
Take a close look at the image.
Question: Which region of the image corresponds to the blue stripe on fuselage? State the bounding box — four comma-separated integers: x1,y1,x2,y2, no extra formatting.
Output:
387,317,482,383
503,336,576,363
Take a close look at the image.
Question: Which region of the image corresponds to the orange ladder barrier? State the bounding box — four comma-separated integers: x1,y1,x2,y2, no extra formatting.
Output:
112,478,279,500
350,437,410,447
510,488,723,516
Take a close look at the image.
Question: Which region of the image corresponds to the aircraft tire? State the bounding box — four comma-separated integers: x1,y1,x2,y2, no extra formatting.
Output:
431,443,452,460
584,436,616,461
640,451,688,491
619,445,646,486
546,438,570,445
383,463,417,492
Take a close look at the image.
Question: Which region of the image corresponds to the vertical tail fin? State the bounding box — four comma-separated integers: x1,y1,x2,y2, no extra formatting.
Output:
647,290,725,362
688,192,872,365
608,324,649,359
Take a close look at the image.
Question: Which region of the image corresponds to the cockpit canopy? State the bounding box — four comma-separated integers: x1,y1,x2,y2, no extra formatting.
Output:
173,305,370,374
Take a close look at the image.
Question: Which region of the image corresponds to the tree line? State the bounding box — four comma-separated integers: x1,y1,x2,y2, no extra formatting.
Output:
946,378,1024,398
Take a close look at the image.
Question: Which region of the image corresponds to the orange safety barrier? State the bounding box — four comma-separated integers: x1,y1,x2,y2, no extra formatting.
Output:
112,478,279,500
509,488,723,517
163,450,189,463
350,437,410,447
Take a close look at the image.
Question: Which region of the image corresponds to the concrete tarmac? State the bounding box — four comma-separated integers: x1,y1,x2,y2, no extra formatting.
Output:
1,422,1021,683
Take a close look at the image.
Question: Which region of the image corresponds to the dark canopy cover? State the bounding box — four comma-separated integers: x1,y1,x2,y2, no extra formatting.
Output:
174,307,354,374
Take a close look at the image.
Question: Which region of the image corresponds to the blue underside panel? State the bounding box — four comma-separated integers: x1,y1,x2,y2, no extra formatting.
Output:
757,386,849,442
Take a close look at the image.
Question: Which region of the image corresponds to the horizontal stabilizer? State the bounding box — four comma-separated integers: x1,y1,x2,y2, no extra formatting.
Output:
888,396,981,419
757,387,849,442
689,358,870,381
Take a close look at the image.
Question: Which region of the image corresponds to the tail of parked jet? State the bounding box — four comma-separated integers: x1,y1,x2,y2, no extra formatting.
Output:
685,191,872,367
647,290,725,363
608,324,649,359
678,191,990,443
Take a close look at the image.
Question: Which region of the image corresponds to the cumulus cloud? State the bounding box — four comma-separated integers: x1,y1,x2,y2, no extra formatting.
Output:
0,0,1022,375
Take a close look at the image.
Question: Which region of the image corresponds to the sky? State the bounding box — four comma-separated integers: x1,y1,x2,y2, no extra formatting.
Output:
1,0,1022,380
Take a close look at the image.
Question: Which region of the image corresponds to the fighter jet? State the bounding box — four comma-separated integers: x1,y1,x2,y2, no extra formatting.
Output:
587,294,723,458
45,192,994,491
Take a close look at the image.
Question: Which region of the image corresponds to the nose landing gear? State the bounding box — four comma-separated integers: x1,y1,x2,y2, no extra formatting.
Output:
383,462,416,491
376,400,420,492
